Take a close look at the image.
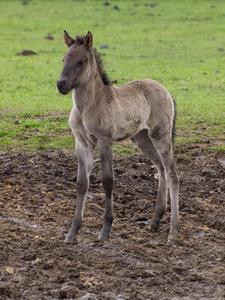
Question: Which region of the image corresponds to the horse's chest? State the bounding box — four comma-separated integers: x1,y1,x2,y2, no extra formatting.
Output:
69,109,96,146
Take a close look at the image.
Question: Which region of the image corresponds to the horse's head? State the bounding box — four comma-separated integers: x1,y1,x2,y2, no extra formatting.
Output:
57,31,93,94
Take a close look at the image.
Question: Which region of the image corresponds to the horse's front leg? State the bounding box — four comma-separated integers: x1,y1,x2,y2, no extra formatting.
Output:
65,141,93,243
97,140,114,241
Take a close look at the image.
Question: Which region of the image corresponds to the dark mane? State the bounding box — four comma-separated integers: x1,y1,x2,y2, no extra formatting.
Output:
75,35,86,45
75,35,112,86
94,50,112,86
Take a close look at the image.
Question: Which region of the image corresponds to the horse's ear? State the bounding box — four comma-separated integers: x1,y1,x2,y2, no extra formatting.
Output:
85,31,93,49
63,30,75,48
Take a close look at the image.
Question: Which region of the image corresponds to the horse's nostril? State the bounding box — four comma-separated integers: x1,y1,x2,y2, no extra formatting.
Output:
57,80,67,90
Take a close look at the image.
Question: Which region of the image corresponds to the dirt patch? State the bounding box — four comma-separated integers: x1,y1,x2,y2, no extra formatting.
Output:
16,50,37,56
0,146,225,299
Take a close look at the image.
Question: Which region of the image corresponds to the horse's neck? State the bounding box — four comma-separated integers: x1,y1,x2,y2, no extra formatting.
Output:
72,76,105,114
72,86,89,113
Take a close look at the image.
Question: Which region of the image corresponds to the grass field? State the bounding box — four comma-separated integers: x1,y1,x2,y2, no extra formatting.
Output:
0,0,224,152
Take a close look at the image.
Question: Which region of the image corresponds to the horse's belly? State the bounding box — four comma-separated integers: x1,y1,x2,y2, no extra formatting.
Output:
113,100,150,141
113,118,148,142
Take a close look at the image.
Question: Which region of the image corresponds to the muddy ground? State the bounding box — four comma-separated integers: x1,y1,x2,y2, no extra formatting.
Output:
0,145,225,299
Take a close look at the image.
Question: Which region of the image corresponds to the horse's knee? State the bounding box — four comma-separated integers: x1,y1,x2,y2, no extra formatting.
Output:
76,180,88,195
165,160,179,185
169,166,179,185
102,175,114,191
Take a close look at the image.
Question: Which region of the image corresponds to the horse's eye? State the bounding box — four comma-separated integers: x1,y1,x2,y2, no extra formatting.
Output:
77,60,84,67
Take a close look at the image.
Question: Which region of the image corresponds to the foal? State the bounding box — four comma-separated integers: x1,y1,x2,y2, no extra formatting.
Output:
57,31,180,243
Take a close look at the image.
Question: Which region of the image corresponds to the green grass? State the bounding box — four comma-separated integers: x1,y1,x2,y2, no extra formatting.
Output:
0,112,73,150
0,0,224,152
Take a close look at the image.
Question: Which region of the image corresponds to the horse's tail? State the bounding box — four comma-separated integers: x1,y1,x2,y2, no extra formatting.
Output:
172,97,177,144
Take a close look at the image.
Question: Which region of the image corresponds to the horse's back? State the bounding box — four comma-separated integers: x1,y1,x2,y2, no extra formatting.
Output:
113,78,174,122
114,79,173,106
110,79,174,142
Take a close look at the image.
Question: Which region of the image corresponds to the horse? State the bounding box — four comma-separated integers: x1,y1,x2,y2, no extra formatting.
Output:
56,30,180,244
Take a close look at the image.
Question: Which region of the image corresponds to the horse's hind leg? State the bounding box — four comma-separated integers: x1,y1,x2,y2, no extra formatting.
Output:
150,135,180,242
132,129,168,232
65,140,94,243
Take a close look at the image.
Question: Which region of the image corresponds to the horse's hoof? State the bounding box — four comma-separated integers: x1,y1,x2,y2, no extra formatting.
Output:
148,224,159,233
64,235,77,244
167,237,179,245
98,233,109,241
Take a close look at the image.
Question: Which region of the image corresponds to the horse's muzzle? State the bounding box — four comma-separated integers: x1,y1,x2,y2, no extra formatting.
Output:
56,80,69,95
